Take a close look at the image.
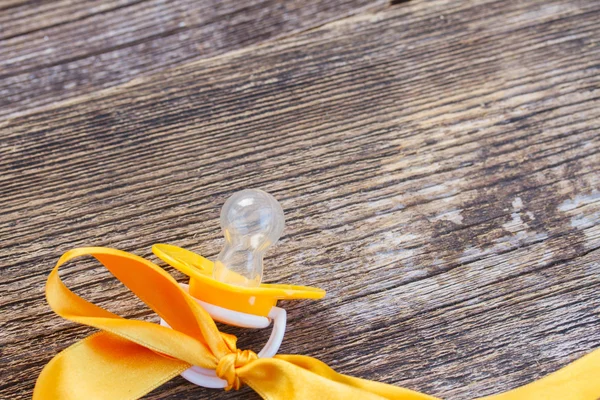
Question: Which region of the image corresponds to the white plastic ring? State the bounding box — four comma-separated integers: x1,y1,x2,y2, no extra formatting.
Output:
159,285,287,388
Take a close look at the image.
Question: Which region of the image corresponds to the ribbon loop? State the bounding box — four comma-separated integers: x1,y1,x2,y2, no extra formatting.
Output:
217,349,259,390
35,246,600,400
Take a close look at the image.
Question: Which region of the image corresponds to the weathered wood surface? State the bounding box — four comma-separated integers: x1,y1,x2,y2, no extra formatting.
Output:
0,0,386,119
1,0,600,399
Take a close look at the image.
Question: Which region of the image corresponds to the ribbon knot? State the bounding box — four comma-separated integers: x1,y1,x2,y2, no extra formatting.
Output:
216,349,258,390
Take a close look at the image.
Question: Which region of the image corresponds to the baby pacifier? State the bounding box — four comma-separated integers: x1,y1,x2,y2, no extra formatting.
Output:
152,189,326,388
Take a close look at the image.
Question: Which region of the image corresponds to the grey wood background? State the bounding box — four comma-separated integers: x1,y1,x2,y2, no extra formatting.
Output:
1,0,599,399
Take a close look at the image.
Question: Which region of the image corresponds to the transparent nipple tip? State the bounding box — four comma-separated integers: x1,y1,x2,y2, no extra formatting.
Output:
212,189,285,287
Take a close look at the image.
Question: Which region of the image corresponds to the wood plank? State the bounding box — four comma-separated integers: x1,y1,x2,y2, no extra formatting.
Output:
1,0,600,399
0,0,386,118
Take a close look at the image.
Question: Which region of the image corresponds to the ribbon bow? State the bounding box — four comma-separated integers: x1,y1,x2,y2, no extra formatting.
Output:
34,247,600,400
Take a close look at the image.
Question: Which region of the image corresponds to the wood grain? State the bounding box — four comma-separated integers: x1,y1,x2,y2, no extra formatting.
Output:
1,0,600,399
0,0,386,119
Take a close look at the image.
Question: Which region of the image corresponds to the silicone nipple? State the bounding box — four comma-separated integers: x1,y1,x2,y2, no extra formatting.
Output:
212,189,285,287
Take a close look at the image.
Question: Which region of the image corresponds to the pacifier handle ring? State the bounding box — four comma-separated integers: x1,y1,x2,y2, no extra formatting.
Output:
158,285,287,388
173,306,287,388
260,306,286,358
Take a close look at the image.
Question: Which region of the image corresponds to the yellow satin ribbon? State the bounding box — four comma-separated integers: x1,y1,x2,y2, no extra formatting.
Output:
34,247,600,400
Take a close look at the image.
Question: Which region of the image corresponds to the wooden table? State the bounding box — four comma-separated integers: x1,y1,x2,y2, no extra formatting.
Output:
2,1,599,399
